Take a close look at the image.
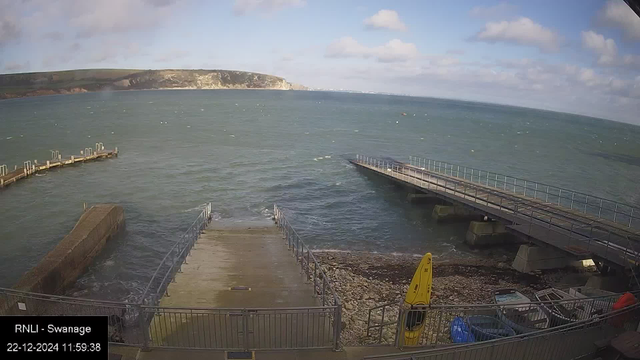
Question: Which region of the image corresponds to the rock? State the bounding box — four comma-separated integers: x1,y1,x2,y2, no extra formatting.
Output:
344,303,354,310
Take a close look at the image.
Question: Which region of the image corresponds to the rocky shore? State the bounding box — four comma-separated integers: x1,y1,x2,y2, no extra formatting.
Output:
314,251,596,346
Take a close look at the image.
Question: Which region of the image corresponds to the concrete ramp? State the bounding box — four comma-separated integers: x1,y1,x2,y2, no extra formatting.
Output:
158,226,317,308
148,225,334,350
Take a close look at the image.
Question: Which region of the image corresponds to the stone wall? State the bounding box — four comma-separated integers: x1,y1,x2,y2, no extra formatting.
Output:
12,204,124,295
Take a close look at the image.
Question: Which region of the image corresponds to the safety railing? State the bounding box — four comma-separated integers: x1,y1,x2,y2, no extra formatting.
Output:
273,204,342,350
364,301,640,360
367,291,638,348
143,305,337,350
141,203,212,306
407,155,640,230
0,287,146,346
354,155,640,270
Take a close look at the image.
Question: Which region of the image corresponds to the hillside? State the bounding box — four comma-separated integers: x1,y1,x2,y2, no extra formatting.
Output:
0,69,307,99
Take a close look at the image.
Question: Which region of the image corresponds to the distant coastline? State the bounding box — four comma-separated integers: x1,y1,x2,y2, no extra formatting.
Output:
0,69,308,100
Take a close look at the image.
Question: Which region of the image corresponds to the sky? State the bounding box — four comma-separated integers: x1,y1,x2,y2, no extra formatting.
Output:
1,0,640,124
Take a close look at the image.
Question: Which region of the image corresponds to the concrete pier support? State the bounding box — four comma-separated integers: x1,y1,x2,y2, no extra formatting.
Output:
432,205,479,222
465,221,513,246
512,245,581,273
407,193,442,204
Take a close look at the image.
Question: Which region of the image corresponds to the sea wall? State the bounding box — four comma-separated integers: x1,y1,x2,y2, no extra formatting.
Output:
13,204,124,295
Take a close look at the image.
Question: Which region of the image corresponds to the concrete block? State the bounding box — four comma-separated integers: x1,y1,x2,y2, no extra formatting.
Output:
4,204,125,314
585,275,628,293
512,245,581,273
432,205,478,222
465,221,513,246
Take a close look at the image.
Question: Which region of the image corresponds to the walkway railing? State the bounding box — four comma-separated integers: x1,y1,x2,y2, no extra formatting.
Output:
141,203,212,306
273,204,342,349
354,155,640,271
364,301,640,360
367,292,636,348
0,287,146,345
407,156,640,230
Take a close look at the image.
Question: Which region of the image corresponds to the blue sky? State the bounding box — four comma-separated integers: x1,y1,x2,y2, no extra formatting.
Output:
2,0,640,124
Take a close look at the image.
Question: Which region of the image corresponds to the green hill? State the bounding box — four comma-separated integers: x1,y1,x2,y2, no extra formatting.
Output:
0,69,307,99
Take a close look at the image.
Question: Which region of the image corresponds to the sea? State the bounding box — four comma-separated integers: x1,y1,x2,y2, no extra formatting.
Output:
1,89,639,302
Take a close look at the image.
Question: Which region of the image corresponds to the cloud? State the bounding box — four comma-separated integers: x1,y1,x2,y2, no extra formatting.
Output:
3,61,30,72
233,0,305,15
67,0,182,37
469,3,517,19
155,49,189,62
363,10,407,31
446,49,465,55
580,30,640,70
280,54,295,61
622,54,640,68
42,31,64,41
325,37,419,62
472,17,561,52
597,0,640,40
581,30,617,65
0,16,21,47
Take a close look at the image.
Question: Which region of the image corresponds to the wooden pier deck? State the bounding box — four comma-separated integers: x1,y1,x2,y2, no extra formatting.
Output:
0,144,118,189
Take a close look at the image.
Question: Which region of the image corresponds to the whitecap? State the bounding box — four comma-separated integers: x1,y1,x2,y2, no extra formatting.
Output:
6,137,11,140
230,134,235,137
201,109,204,111
324,155,331,159
187,125,191,128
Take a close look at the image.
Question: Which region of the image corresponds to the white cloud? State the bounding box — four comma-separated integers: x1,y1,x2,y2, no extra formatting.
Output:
0,16,21,46
325,37,418,62
581,30,617,65
363,10,407,31
446,49,465,55
622,54,640,68
68,0,181,37
233,0,305,15
469,3,517,19
3,61,29,72
42,31,64,41
473,17,561,52
597,0,640,40
280,54,295,61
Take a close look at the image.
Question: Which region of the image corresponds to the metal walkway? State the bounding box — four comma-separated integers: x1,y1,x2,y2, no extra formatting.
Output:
351,155,640,271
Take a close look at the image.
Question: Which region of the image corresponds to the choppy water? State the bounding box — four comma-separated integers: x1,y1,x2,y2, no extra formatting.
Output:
1,90,639,301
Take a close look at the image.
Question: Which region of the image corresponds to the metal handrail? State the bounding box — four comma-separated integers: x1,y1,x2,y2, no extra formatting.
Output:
366,290,640,345
141,203,212,305
273,204,342,350
354,155,640,268
365,302,640,359
399,160,640,268
407,155,640,229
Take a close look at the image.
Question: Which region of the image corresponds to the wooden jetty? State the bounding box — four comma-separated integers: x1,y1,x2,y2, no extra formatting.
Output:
0,143,118,189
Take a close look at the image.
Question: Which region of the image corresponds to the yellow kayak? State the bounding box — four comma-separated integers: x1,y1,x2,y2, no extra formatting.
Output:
403,253,433,346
